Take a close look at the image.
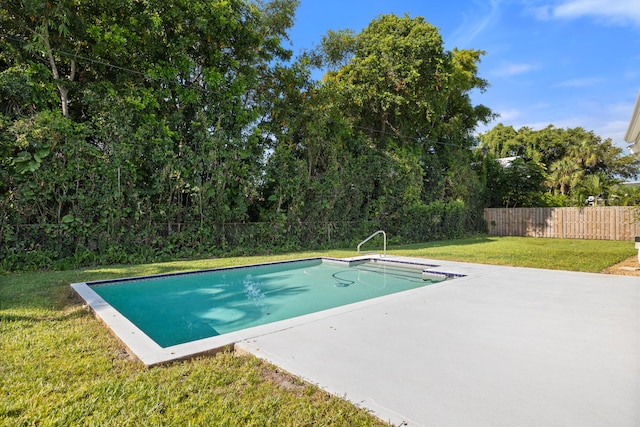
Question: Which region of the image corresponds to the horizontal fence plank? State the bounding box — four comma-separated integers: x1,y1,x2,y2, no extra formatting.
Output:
484,207,640,241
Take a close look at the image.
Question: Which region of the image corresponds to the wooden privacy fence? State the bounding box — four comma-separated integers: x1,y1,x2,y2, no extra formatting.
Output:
484,207,640,241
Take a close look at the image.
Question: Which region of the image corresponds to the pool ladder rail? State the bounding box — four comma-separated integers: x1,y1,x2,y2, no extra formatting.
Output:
357,230,386,257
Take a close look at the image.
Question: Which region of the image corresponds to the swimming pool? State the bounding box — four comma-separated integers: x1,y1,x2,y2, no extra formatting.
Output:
72,257,462,365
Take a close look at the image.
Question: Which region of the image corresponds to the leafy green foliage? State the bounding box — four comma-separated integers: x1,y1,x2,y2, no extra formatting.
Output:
1,8,493,271
478,124,640,207
274,14,492,231
315,14,492,152
477,154,547,208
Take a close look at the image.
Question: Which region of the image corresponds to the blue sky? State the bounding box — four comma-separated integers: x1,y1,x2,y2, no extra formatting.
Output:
286,0,640,151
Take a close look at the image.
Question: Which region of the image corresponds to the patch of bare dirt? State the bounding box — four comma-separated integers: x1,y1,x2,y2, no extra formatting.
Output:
263,368,309,393
601,256,640,276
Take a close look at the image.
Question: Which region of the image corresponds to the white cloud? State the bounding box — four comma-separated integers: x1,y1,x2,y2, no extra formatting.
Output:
529,4,552,20
597,119,629,142
497,108,522,121
533,0,640,27
609,100,637,118
555,77,604,88
492,62,537,77
474,107,522,135
449,0,505,47
533,102,552,109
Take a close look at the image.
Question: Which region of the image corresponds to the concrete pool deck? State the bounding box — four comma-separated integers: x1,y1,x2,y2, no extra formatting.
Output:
236,257,640,427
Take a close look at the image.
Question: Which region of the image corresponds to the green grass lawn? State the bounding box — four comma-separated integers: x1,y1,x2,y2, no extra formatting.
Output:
387,235,636,272
1,236,636,426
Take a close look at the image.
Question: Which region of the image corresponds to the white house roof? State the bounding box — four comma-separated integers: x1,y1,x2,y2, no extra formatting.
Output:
624,90,640,157
495,156,517,167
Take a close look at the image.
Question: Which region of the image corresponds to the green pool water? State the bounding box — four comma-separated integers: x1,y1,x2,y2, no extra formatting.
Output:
92,259,446,347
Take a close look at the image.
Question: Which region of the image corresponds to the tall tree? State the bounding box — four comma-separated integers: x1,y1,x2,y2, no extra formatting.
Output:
2,0,87,117
477,124,519,158
307,14,492,216
315,14,491,152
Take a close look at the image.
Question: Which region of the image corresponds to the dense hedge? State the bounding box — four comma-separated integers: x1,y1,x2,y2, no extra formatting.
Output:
1,199,483,272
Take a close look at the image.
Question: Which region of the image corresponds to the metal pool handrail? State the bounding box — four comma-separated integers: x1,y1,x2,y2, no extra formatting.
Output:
357,230,386,256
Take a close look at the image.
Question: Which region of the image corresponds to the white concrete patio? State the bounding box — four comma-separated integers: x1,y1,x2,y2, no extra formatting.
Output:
236,257,640,427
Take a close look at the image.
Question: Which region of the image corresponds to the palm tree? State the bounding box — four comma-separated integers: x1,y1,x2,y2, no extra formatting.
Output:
610,184,640,206
573,173,606,205
547,158,583,195
567,137,598,170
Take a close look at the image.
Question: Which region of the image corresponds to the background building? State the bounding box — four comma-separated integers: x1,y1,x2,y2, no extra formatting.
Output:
625,91,640,159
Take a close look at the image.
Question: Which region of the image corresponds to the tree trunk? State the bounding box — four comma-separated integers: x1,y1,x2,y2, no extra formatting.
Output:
41,27,75,117
57,84,70,117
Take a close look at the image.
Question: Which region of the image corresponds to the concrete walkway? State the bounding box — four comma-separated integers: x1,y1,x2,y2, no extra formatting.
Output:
236,258,640,427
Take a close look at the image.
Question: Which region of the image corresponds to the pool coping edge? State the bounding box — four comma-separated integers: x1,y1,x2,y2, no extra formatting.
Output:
71,256,465,366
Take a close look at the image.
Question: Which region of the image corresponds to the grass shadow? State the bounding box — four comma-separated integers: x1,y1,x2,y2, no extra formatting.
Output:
0,305,87,323
391,235,497,250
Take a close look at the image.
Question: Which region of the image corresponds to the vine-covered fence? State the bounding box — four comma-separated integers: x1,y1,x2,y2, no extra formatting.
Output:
484,207,640,240
0,199,472,272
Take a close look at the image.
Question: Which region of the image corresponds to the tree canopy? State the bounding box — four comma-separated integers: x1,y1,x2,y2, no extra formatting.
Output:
477,124,640,207
313,14,492,151
1,0,306,269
